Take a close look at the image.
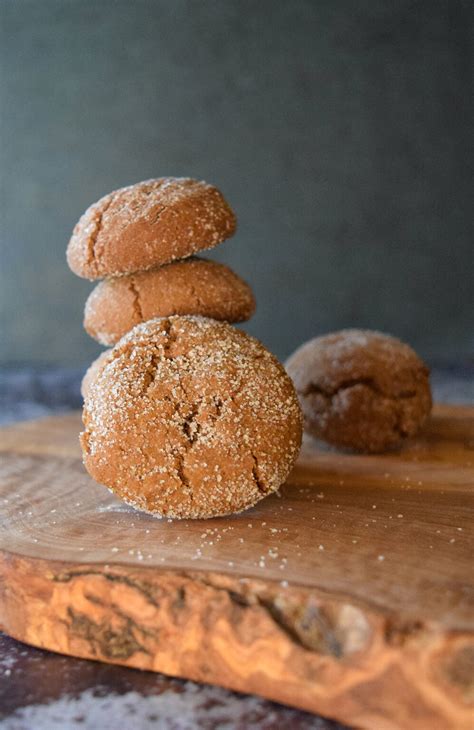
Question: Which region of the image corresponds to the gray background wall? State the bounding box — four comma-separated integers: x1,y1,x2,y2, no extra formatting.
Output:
1,0,472,367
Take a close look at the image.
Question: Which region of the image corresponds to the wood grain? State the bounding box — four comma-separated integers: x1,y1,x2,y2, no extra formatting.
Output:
0,405,473,729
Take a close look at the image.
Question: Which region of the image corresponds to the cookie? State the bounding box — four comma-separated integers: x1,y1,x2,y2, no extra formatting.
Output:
81,316,302,519
67,178,236,279
285,329,432,453
81,350,112,399
83,258,255,345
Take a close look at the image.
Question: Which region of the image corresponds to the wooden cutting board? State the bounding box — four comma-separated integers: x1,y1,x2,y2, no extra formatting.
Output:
0,405,473,730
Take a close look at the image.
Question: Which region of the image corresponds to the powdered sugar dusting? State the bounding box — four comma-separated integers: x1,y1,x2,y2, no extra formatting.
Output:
5,685,332,730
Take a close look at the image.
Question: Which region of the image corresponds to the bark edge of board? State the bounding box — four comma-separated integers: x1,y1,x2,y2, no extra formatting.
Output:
0,552,472,730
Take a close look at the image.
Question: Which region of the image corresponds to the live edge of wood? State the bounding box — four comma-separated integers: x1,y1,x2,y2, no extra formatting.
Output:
0,407,473,729
0,554,472,730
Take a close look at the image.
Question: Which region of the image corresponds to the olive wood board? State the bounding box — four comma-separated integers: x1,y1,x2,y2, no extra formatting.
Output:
0,405,473,730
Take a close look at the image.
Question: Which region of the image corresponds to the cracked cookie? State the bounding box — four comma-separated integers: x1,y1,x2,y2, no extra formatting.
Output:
83,258,255,346
285,329,431,453
82,315,302,518
67,178,236,279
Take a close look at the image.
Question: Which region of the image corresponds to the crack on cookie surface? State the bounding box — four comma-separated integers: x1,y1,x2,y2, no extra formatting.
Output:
302,377,417,401
161,318,178,358
86,195,115,276
149,204,167,225
181,402,201,444
127,276,144,321
188,282,205,310
174,451,194,506
301,379,428,452
141,351,161,394
251,452,267,493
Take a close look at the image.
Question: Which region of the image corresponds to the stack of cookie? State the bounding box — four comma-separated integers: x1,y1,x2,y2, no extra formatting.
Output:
67,178,255,353
67,178,302,519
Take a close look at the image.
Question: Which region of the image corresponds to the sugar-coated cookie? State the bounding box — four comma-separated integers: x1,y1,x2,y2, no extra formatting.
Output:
285,329,431,453
67,178,236,279
84,258,255,345
82,316,302,518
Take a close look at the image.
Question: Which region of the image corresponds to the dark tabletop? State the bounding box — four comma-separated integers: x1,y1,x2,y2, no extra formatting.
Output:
1,365,473,730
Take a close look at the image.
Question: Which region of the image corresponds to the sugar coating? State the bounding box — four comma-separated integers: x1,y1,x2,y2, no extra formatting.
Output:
286,329,432,453
81,350,112,399
84,257,255,345
66,178,236,280
82,316,303,519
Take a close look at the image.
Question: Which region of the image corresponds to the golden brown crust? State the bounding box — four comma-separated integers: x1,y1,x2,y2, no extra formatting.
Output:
83,258,255,345
82,316,302,519
285,329,432,453
67,178,236,279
